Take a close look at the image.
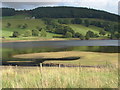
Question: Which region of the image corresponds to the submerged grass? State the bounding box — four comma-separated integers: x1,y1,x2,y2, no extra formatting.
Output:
2,64,118,88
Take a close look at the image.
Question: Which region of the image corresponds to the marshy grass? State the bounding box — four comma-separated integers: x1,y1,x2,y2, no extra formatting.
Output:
13,51,118,66
2,64,118,88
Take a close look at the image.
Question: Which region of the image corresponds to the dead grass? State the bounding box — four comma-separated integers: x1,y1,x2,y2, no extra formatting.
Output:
13,51,118,66
2,65,118,88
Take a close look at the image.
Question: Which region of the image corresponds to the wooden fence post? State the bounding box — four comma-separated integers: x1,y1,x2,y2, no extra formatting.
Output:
59,64,61,68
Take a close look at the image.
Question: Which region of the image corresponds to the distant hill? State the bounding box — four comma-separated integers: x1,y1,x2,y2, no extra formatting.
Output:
2,18,106,37
2,7,120,40
2,6,120,22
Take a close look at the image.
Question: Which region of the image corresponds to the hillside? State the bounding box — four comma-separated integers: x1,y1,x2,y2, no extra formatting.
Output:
2,18,62,39
1,7,120,41
2,7,120,22
68,24,104,35
2,15,111,39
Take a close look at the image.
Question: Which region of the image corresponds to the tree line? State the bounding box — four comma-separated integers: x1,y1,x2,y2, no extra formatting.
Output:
42,18,120,39
5,16,120,39
5,23,47,38
5,17,120,39
2,7,119,22
30,7,119,22
2,8,15,16
12,29,47,38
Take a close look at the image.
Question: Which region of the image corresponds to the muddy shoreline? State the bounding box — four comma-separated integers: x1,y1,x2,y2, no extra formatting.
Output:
1,38,119,43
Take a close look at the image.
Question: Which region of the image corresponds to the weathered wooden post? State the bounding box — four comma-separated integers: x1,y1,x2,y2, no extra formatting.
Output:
39,63,43,88
59,64,60,68
40,63,42,70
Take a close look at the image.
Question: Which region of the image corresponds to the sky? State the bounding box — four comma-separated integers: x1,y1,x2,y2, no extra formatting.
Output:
1,0,120,15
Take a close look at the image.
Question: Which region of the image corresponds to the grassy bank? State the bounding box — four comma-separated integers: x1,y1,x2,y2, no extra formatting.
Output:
2,65,118,88
1,37,67,42
13,51,118,66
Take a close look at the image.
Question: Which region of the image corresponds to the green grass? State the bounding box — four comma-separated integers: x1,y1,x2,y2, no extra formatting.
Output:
1,16,110,40
2,30,13,37
2,18,46,38
2,19,45,29
2,65,118,88
68,24,108,36
1,18,63,39
2,15,30,19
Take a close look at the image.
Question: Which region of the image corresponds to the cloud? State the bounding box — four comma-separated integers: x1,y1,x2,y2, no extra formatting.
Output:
1,0,119,14
2,2,60,10
118,1,120,15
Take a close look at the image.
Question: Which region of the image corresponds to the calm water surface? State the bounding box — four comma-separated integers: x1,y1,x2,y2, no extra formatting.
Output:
2,40,119,48
1,40,119,61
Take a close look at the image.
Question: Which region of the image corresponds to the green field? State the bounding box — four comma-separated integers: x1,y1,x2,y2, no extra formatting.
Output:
2,18,63,40
68,24,104,35
1,15,111,41
2,19,45,37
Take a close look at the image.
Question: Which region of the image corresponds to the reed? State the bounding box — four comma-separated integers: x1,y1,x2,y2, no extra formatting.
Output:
2,63,118,88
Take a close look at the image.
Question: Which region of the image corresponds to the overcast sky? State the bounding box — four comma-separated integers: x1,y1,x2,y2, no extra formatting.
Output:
1,0,120,15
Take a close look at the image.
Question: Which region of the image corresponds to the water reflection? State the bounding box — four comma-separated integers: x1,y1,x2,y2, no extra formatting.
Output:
2,46,119,66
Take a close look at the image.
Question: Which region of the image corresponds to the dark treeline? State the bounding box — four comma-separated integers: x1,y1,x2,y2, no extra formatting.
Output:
2,6,120,22
42,18,120,39
31,7,119,22
2,8,15,16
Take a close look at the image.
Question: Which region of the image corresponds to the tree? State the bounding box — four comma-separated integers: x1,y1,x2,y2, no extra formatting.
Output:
86,31,94,37
79,34,84,40
94,33,99,38
17,24,22,28
58,19,63,24
55,25,74,35
64,26,75,35
85,31,93,40
24,24,28,28
46,25,55,33
2,8,15,16
74,32,84,39
31,7,118,22
21,24,28,29
36,26,42,31
64,31,72,38
99,30,106,36
41,29,47,37
85,34,90,40
110,33,115,39
84,20,90,27
71,18,82,24
24,30,32,37
12,31,20,37
55,25,66,34
6,22,11,28
17,24,28,29
93,21,102,27
58,19,70,24
43,18,58,27
74,32,81,38
114,32,120,39
32,29,40,36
